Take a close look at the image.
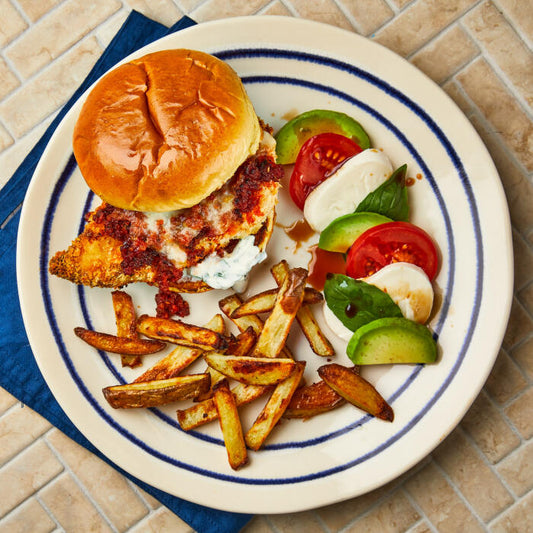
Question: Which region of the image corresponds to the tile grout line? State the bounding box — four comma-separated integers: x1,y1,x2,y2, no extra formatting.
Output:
43,434,122,533
460,17,533,125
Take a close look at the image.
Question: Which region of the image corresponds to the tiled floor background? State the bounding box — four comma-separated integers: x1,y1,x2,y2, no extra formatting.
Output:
0,0,531,531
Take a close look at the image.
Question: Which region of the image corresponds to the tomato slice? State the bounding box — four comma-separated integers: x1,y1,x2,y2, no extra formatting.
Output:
346,221,439,280
289,133,362,210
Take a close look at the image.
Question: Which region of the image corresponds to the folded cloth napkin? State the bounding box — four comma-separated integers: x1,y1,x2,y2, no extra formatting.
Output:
0,11,252,533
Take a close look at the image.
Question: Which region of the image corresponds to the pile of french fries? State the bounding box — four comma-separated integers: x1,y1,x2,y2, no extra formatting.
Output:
75,260,393,470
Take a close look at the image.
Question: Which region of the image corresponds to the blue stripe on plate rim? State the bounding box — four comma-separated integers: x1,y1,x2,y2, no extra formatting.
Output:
38,48,482,485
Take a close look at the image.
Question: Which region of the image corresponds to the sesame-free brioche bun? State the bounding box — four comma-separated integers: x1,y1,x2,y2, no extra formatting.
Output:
73,49,261,212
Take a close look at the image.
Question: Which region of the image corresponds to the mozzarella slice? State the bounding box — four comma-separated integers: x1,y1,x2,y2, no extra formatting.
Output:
303,149,393,232
322,302,354,342
362,262,434,324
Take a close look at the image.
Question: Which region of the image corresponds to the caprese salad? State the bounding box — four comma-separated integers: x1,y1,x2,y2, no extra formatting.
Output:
275,109,439,366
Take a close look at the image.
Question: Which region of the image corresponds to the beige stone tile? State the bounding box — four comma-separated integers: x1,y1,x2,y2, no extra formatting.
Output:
17,0,62,22
0,405,51,466
484,349,528,405
268,509,326,532
287,0,353,31
460,390,520,463
503,297,533,350
512,229,533,291
373,0,477,57
465,113,533,235
464,1,533,109
404,462,485,532
47,429,148,531
497,440,533,497
0,497,56,533
432,428,513,521
175,0,206,13
407,522,433,533
389,0,413,8
315,483,388,530
411,25,478,84
94,9,130,49
0,0,28,47
128,506,193,532
260,1,292,16
0,37,102,138
517,282,533,317
456,58,533,173
191,0,273,21
6,0,120,80
0,57,20,101
127,0,184,26
0,387,17,414
338,0,393,36
135,486,162,510
345,490,420,532
490,490,533,533
493,0,533,53
511,336,533,381
241,515,274,533
443,80,474,117
0,440,63,518
504,387,533,439
0,122,13,152
0,114,53,189
39,472,112,533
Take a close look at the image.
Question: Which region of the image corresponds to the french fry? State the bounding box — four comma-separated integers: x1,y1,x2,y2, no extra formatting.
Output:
283,380,345,419
318,364,394,422
74,327,165,355
196,327,257,402
134,314,226,383
218,294,294,359
252,267,307,358
219,294,264,334
245,361,306,451
270,260,334,357
103,374,210,409
177,382,273,430
230,287,323,318
137,315,227,351
213,379,248,470
205,353,296,386
112,290,142,368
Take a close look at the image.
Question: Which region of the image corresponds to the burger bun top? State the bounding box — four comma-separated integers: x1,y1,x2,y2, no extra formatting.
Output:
73,49,261,212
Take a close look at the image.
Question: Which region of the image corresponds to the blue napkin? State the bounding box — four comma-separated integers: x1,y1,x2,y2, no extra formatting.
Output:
0,11,251,533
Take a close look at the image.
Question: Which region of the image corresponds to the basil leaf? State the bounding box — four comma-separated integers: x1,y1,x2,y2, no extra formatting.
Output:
324,274,403,332
355,164,409,221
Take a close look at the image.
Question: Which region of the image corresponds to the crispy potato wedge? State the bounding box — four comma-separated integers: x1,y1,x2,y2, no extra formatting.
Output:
283,380,345,419
137,315,227,351
218,294,294,359
103,374,210,409
205,354,296,386
213,379,248,470
177,383,273,431
112,290,142,368
134,315,226,383
252,268,307,358
196,327,257,402
230,287,323,318
74,327,165,355
271,260,334,357
318,364,394,422
245,361,306,451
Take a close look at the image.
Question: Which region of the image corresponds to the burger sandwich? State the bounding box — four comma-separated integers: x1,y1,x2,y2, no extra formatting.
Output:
49,49,283,316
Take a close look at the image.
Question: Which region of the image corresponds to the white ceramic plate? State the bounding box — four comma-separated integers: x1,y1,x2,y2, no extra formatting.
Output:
17,16,513,514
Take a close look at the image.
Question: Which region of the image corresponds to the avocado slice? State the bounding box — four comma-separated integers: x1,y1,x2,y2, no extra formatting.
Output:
347,317,437,365
275,109,371,165
319,212,392,253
